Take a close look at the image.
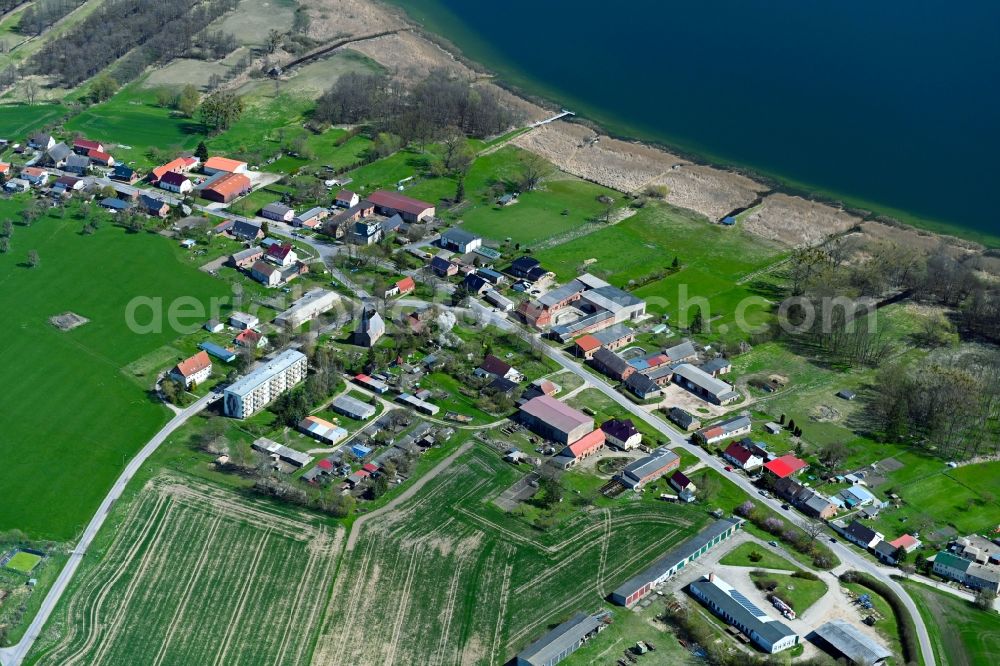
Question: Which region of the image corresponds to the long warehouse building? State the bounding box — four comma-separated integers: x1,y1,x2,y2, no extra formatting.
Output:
610,517,742,607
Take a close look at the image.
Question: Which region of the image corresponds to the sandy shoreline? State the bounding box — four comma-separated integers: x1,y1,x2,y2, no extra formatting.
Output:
302,0,992,261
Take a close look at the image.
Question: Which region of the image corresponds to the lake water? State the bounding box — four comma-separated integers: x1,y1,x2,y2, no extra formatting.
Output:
389,0,1000,243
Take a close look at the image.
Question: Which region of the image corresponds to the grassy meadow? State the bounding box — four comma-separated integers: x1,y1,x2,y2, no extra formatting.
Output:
902,580,1000,666
0,200,229,540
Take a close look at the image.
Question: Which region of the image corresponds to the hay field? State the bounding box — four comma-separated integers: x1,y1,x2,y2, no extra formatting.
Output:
312,446,707,665
27,476,342,666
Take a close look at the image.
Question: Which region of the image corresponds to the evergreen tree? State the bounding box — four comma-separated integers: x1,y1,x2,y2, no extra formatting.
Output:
195,140,209,161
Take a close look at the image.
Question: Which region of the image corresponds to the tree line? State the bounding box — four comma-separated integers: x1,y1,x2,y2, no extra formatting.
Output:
28,0,238,87
313,68,524,143
17,0,83,36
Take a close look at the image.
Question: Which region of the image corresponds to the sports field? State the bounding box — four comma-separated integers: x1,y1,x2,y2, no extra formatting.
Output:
0,201,229,539
314,445,709,665
4,551,43,574
27,476,341,666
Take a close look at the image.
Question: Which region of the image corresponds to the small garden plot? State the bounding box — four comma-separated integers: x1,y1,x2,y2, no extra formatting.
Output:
718,542,796,571
3,549,43,574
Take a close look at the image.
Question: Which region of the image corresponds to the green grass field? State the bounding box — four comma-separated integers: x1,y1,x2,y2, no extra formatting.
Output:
718,542,797,570
0,104,65,137
4,550,43,574
0,200,230,539
532,202,785,343
26,476,342,665
902,580,1000,666
748,570,827,615
314,445,711,665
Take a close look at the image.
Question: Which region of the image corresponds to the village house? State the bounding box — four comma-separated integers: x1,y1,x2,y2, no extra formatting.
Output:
265,242,297,267
112,164,140,184
169,350,212,388
4,178,29,193
21,167,49,186
250,261,283,287
100,197,132,213
261,202,295,222
203,156,248,175
87,149,114,167
201,172,251,203
588,347,635,382
430,255,459,277
509,256,550,283
667,407,701,432
53,175,85,195
670,470,697,495
63,154,90,175
701,357,733,377
45,142,71,167
0,162,10,179
624,372,662,400
139,194,170,218
484,288,514,312
722,439,767,470
151,156,198,182
230,246,264,269
235,328,268,349
695,415,752,446
331,394,377,421
383,276,415,299
932,551,1000,593
298,415,348,446
601,418,642,450
158,170,192,194
840,520,884,550
73,138,104,154
475,354,522,382
762,454,808,483
463,273,491,296
323,200,375,239
351,219,382,245
230,219,264,242
334,189,360,208
293,206,329,229
29,133,55,150
367,189,435,222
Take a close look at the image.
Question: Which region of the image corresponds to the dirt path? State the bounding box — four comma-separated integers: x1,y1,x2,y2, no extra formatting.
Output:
345,440,472,551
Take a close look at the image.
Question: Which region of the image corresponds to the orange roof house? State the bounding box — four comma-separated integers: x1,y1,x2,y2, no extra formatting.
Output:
574,334,602,358
557,429,606,468
170,351,212,387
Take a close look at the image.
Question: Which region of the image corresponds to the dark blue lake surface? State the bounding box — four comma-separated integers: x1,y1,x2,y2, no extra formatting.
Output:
390,0,1000,242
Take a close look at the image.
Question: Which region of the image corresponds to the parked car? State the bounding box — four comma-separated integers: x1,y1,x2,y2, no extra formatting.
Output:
724,465,733,472
768,540,779,547
781,503,790,510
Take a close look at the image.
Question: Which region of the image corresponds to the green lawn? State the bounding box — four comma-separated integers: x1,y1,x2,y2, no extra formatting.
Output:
65,85,204,168
5,550,43,574
563,603,697,665
532,202,785,344
719,542,797,571
0,200,230,539
749,570,827,615
902,580,1000,666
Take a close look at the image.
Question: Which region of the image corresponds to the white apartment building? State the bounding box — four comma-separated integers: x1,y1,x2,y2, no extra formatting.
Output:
224,349,308,418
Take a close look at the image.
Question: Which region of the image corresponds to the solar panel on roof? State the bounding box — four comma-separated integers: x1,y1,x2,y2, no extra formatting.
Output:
729,590,768,618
